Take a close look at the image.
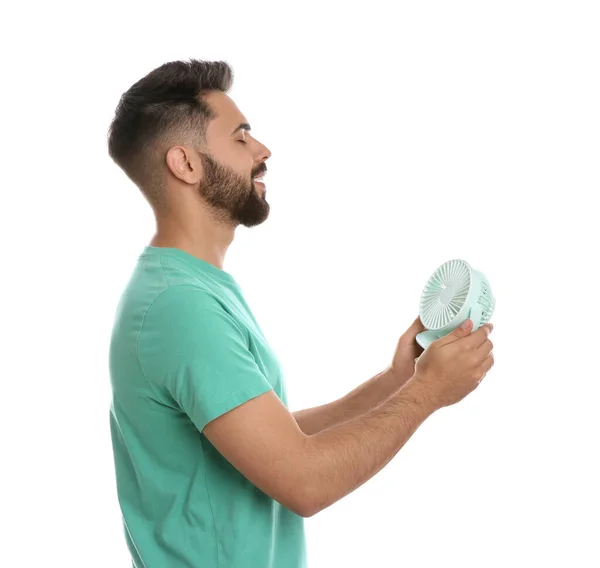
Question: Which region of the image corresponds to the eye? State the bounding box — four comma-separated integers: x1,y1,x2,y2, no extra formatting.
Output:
237,138,247,144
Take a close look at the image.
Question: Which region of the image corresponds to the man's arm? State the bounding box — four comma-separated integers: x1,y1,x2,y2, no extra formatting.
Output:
203,375,438,517
292,365,413,435
300,378,436,516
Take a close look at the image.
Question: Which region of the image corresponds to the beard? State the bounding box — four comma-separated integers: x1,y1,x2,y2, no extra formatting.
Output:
196,152,270,228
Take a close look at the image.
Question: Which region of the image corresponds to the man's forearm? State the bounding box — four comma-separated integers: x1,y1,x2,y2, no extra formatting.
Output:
293,365,413,436
299,378,438,517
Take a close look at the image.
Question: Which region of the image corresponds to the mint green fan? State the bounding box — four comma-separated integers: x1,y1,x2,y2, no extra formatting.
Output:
416,259,496,349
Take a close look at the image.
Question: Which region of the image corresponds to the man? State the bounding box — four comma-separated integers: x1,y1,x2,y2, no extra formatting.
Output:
107,58,494,568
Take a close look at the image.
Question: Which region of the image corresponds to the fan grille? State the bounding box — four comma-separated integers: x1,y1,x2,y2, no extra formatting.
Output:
419,259,471,330
478,276,495,323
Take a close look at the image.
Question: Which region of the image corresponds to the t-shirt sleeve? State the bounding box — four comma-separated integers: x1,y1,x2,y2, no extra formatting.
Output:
138,285,274,432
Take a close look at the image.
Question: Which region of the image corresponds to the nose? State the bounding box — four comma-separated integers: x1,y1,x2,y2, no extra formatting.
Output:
257,139,271,161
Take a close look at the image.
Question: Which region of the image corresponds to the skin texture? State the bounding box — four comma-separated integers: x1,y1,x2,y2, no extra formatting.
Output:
149,90,272,268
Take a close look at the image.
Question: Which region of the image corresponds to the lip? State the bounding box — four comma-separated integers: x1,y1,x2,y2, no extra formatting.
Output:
254,180,266,189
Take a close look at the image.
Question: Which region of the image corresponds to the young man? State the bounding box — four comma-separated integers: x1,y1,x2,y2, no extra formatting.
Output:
107,58,494,568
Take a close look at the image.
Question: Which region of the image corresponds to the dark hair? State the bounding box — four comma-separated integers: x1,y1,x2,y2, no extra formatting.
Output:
107,59,234,212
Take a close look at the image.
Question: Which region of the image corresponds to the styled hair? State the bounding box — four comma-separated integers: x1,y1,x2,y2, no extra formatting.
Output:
107,59,234,212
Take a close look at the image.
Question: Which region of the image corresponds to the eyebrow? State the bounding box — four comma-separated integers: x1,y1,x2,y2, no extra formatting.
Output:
231,123,251,135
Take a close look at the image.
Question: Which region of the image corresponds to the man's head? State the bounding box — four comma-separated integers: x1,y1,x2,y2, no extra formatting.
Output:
107,59,272,229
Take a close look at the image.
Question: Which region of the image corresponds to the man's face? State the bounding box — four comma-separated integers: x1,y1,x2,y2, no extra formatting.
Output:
196,91,272,228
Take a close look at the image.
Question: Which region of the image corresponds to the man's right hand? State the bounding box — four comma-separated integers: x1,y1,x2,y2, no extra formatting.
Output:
412,319,495,409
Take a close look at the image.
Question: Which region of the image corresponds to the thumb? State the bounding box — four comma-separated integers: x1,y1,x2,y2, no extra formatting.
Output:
411,315,427,334
436,318,473,345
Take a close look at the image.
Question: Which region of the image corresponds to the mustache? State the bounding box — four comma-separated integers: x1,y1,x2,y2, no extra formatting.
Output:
252,165,267,178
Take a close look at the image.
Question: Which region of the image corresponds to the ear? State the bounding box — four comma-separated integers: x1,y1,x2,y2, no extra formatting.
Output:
165,146,203,185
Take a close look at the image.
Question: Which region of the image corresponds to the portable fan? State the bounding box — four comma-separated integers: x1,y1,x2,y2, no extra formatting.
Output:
416,259,495,349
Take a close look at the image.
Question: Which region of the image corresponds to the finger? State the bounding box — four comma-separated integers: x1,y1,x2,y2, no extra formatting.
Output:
412,315,426,332
461,322,493,349
477,337,494,357
478,352,495,376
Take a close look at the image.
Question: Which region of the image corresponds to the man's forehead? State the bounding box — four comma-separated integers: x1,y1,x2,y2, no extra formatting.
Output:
205,91,248,133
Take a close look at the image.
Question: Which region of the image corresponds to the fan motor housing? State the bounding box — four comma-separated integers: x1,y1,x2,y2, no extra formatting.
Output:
418,259,492,332
416,259,495,349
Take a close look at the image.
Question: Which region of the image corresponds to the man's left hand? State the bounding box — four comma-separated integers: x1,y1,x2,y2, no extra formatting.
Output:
390,315,427,378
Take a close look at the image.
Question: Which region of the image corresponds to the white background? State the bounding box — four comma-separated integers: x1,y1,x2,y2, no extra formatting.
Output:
2,0,599,566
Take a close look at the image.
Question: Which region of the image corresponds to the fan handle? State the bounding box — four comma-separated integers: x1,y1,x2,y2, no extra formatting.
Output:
415,330,440,349
468,304,483,330
417,303,484,349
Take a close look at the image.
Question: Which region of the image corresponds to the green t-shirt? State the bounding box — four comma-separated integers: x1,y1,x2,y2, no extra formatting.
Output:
109,245,307,568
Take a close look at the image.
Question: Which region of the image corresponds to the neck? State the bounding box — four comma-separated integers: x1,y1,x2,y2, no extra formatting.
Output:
149,209,235,271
